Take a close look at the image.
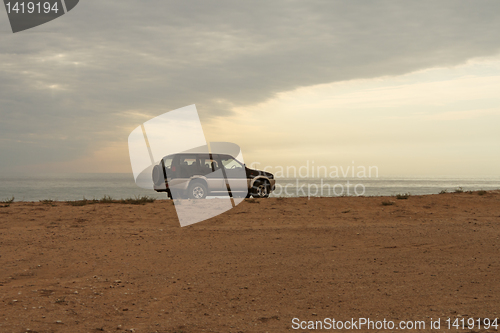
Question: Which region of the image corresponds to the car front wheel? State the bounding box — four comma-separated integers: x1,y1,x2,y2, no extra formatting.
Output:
188,182,208,199
251,179,270,198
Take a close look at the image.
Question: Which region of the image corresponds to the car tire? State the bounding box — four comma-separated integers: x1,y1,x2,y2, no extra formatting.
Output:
188,182,208,199
251,179,270,198
152,165,164,185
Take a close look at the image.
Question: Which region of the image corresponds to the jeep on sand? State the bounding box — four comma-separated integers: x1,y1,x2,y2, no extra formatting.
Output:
152,153,275,199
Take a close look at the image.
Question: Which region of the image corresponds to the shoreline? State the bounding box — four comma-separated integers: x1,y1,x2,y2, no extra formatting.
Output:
1,188,498,204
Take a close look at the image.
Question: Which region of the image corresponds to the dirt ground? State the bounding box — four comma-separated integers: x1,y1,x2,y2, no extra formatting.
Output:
1,191,499,333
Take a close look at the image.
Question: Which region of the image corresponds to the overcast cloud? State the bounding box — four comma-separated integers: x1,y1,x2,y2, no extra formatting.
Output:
1,0,500,171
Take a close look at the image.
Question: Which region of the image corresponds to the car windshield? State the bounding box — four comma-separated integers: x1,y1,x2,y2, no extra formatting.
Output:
220,156,243,170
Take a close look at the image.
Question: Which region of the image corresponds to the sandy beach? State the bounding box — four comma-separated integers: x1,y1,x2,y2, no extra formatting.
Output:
1,191,499,332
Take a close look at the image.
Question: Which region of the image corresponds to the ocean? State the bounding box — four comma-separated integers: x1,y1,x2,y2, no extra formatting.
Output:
0,173,499,202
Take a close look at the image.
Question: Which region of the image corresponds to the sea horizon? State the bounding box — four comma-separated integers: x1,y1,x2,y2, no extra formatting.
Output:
1,173,499,202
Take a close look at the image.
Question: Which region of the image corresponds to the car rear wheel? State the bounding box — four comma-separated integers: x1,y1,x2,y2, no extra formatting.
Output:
251,179,270,198
152,165,164,185
188,182,208,199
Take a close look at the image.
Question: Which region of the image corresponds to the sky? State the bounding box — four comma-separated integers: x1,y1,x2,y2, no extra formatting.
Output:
1,0,500,177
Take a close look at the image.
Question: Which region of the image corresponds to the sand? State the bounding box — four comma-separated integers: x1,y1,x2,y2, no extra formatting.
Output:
1,191,499,332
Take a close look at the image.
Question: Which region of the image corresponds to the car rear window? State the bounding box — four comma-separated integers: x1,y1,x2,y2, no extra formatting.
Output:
162,157,173,169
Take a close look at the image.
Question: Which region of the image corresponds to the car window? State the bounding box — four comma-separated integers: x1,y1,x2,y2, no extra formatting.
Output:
179,156,197,166
198,155,219,171
162,157,173,170
220,156,243,170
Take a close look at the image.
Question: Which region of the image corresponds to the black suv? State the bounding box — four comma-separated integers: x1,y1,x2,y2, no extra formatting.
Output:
152,153,275,199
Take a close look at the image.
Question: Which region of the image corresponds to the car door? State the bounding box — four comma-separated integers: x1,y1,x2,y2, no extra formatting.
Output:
197,154,225,192
218,154,248,193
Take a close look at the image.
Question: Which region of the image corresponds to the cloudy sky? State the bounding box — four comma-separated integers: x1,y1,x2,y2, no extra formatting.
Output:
1,0,500,177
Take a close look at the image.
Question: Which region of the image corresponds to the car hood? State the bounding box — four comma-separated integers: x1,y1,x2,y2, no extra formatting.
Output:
245,167,273,179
